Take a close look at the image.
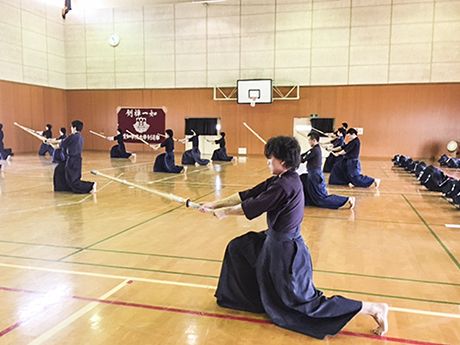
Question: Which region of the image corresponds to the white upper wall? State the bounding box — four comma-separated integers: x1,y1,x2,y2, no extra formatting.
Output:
1,0,460,89
0,0,65,88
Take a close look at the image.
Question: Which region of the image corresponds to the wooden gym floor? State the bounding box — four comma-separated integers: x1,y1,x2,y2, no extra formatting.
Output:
0,152,458,345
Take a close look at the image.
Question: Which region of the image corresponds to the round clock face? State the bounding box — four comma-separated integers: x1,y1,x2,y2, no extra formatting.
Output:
108,34,120,47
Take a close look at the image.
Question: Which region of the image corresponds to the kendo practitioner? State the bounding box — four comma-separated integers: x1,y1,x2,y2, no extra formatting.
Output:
326,123,348,140
300,132,354,209
52,127,67,163
153,129,183,173
326,122,348,141
181,129,210,166
0,123,13,161
200,136,388,339
208,132,233,162
108,128,135,159
323,127,346,173
49,120,96,194
37,124,54,157
329,128,380,188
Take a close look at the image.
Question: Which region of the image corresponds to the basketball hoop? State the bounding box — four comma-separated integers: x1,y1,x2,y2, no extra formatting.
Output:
250,97,257,107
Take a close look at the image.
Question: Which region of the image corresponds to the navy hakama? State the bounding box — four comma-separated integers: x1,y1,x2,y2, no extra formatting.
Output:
53,132,94,194
329,159,375,187
211,148,233,161
38,129,54,156
216,170,362,339
300,171,348,209
0,129,13,160
154,152,183,173
181,135,209,165
300,145,348,209
182,148,210,165
110,134,132,159
38,143,54,156
323,137,344,173
329,138,375,187
53,161,68,191
323,154,342,173
0,148,12,160
153,137,183,173
211,137,233,162
52,148,65,163
52,134,66,163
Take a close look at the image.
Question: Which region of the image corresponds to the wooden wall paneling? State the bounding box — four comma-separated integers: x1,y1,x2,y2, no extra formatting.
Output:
14,84,36,152
43,88,67,138
152,89,185,151
0,81,23,152
30,86,45,139
3,80,457,157
90,91,118,152
219,101,240,156
66,90,96,150
0,82,67,153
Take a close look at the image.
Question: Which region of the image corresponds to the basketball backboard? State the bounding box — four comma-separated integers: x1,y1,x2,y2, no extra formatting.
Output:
237,79,272,106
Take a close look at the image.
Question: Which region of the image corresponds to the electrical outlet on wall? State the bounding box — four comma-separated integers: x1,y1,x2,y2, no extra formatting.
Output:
238,147,247,155
356,127,364,135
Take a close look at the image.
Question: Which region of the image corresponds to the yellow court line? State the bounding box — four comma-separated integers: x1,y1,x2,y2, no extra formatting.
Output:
0,262,458,319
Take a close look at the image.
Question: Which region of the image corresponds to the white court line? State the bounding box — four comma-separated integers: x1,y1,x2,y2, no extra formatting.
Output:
0,262,458,319
77,172,123,204
143,162,232,185
2,173,123,216
28,279,130,345
445,224,460,229
82,161,152,175
388,306,460,319
3,174,51,179
3,200,80,216
146,166,211,185
0,262,216,290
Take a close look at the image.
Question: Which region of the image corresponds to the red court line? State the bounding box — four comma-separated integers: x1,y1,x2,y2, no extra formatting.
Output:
0,286,449,345
0,321,23,337
0,287,57,337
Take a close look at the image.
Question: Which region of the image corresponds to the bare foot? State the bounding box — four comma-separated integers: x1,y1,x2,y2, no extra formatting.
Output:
374,178,381,189
371,303,388,336
90,182,97,194
348,196,356,209
348,182,355,188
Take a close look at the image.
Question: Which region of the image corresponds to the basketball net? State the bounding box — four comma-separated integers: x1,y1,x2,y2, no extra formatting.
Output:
250,97,257,107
